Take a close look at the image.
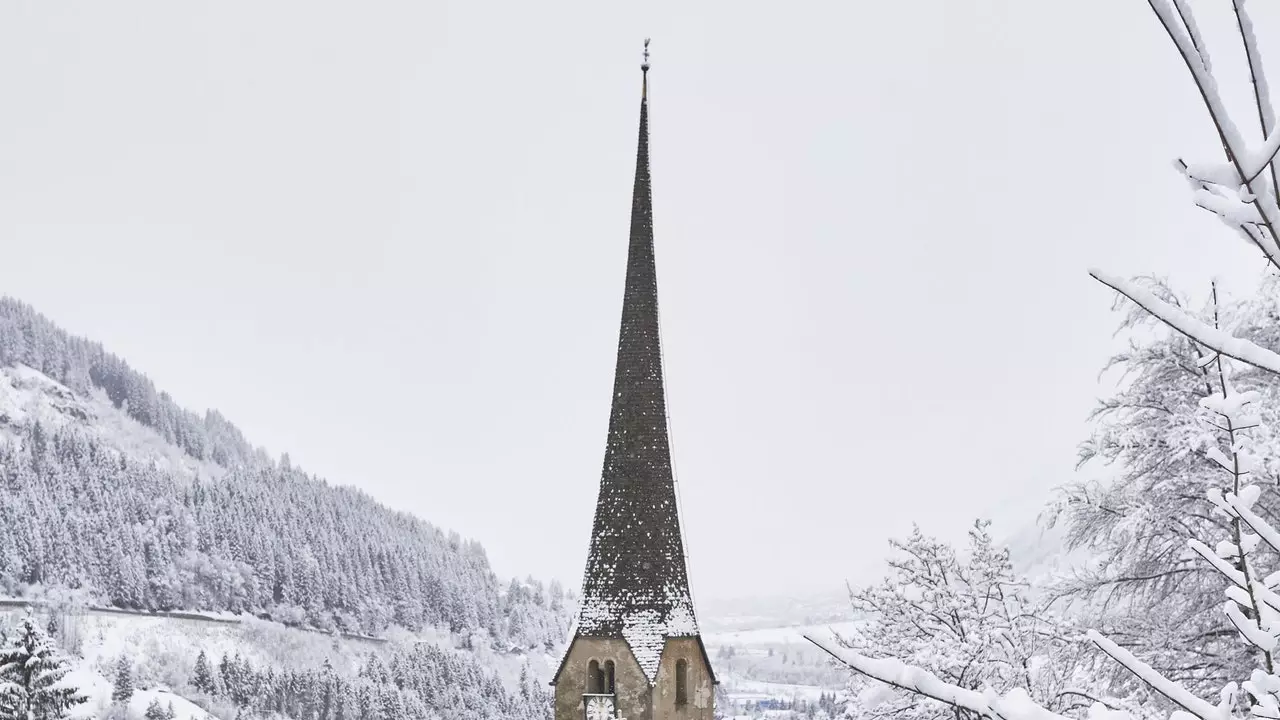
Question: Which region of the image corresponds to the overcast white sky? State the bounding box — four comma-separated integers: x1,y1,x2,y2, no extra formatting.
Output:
1,0,1276,602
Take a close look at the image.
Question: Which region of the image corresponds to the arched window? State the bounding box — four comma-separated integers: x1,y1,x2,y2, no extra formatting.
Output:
588,660,601,693
675,659,688,706
605,660,616,694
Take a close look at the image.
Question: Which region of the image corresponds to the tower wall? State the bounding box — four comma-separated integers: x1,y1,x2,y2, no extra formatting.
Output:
652,637,715,720
554,636,653,720
553,636,715,720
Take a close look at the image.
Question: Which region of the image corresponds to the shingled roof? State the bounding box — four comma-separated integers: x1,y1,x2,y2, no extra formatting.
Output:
571,55,702,683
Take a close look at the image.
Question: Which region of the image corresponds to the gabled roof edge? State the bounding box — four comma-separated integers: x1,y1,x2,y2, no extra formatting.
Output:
549,631,717,687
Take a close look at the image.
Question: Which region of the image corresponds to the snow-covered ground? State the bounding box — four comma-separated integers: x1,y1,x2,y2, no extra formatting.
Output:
701,618,859,712
0,605,560,720
67,667,217,720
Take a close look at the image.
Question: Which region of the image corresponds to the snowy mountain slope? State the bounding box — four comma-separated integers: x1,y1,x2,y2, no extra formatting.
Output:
0,363,221,483
0,299,569,718
64,662,218,720
998,508,1098,598
1003,516,1071,582
0,353,570,641
3,599,559,720
0,302,570,637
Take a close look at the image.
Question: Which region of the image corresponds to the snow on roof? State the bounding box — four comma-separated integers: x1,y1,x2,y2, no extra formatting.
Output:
575,584,699,683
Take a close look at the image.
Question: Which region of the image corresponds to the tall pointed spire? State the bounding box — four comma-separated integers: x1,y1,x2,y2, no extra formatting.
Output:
575,41,699,681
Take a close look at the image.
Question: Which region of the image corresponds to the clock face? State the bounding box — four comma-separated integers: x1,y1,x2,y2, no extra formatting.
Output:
585,695,614,720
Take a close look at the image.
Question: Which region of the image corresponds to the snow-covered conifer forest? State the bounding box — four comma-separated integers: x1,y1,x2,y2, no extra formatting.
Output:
0,298,568,716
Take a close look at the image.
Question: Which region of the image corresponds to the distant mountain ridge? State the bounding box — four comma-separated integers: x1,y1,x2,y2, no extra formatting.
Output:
0,297,569,648
698,589,858,634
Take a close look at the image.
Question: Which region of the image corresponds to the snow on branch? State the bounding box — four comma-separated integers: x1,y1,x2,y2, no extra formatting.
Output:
1089,269,1280,375
1227,489,1280,557
1192,188,1266,225
1084,631,1226,720
1184,128,1280,187
1176,160,1280,264
803,630,1119,720
1233,0,1277,183
1150,0,1280,268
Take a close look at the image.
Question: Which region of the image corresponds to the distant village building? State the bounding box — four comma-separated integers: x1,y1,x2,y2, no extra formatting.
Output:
550,44,716,720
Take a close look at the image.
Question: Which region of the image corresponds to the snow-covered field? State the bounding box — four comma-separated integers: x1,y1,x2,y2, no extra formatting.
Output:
725,679,830,704
67,667,216,720
0,605,561,720
701,618,857,713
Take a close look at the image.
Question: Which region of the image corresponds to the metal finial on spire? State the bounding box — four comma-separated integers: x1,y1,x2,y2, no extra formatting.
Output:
641,38,650,99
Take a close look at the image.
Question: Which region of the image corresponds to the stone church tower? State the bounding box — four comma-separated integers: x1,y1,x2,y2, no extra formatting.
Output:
551,46,716,720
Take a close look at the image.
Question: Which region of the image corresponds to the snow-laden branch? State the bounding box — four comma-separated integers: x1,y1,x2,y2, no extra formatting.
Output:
1232,0,1278,200
1190,495,1280,622
1176,160,1280,265
1150,0,1280,242
1089,269,1280,375
1228,490,1280,557
1085,631,1226,720
1192,189,1266,225
1185,128,1280,188
804,630,1081,720
1148,0,1280,274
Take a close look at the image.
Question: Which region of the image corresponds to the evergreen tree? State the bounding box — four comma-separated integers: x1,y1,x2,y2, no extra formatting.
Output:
112,655,135,704
144,698,167,720
320,658,336,720
228,654,253,707
192,649,217,695
219,653,236,701
0,616,86,720
377,686,404,720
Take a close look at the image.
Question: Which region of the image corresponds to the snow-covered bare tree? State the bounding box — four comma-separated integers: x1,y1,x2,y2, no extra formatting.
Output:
840,521,1094,720
807,4,1280,720
1049,279,1280,699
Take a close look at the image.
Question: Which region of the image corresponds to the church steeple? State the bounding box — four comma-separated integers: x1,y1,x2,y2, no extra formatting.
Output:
574,40,700,679
552,46,716,720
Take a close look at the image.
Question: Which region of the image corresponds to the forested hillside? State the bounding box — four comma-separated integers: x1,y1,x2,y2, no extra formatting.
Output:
192,642,550,720
0,297,568,648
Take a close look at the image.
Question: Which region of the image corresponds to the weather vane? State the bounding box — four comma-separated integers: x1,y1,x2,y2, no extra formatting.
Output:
642,38,650,71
